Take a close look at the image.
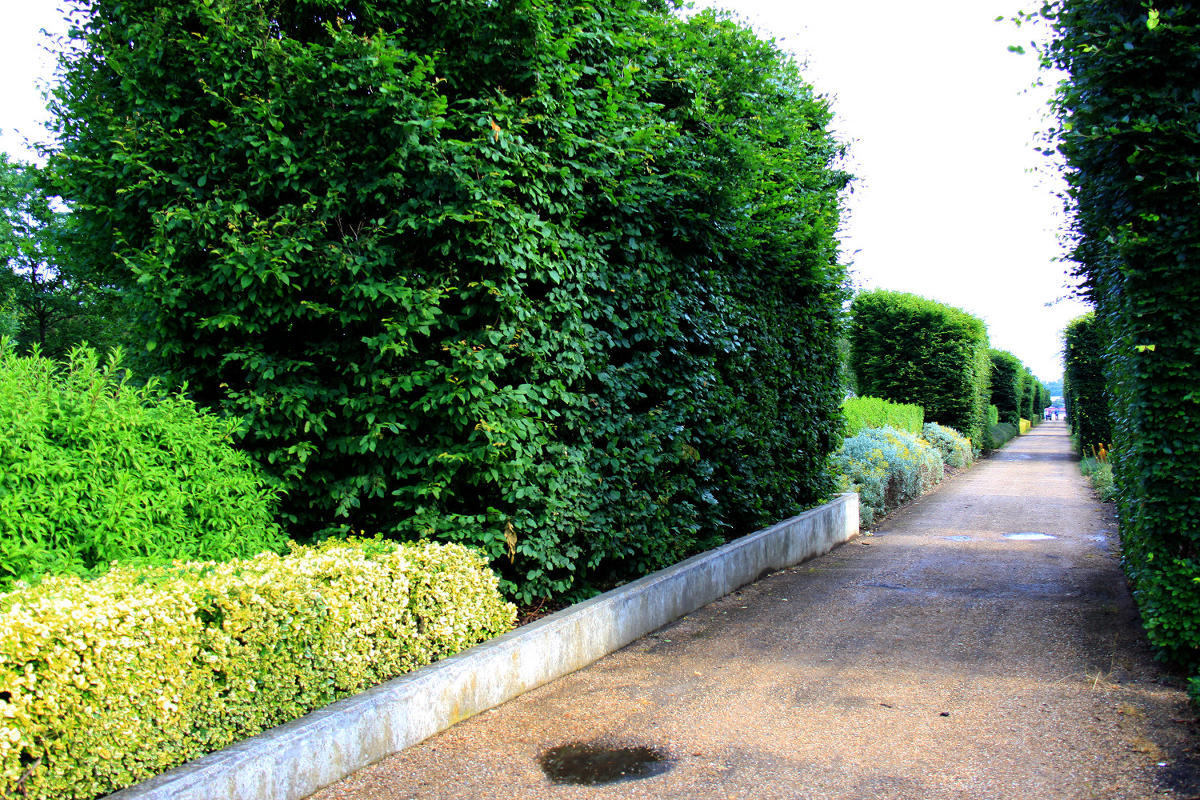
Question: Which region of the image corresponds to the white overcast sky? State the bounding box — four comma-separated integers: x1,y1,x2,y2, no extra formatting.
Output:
2,1,1089,380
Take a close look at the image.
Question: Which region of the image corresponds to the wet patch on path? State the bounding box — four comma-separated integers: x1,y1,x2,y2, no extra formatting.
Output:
539,741,672,785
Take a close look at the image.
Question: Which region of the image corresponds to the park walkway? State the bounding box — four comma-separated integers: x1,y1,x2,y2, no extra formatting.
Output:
309,421,1197,800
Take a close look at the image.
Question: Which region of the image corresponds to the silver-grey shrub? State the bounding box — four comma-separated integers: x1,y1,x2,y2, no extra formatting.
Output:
921,422,974,468
833,426,944,527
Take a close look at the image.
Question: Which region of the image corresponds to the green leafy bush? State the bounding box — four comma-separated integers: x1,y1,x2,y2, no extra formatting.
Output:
987,404,1000,427
50,0,850,603
921,422,973,469
842,395,924,437
849,290,991,450
989,350,1044,429
1080,456,1117,502
833,427,944,527
0,539,515,800
0,342,287,589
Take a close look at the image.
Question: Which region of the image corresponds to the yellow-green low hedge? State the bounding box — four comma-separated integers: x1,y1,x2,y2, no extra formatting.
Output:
841,395,925,437
0,539,516,800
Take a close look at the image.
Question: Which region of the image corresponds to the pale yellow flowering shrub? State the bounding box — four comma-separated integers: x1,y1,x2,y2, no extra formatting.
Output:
921,422,974,468
0,539,515,800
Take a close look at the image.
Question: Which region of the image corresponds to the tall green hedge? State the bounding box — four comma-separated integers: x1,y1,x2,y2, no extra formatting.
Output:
849,290,990,449
989,349,1024,427
1063,313,1110,453
50,0,849,602
1022,373,1043,424
1044,1,1200,689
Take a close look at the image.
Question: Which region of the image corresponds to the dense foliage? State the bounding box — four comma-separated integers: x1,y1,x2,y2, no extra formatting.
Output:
1043,1,1200,691
50,0,849,602
1022,373,1045,423
0,539,514,800
988,421,1018,449
833,427,943,527
841,395,923,437
0,155,122,357
988,349,1025,427
921,422,973,469
849,290,990,450
1080,455,1117,502
0,343,287,590
992,349,1046,428
1062,313,1111,454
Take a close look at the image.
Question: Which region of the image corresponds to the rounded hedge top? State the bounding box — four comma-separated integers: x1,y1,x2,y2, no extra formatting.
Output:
849,289,991,449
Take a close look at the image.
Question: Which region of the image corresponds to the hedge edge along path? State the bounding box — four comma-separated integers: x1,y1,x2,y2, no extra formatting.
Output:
104,494,858,800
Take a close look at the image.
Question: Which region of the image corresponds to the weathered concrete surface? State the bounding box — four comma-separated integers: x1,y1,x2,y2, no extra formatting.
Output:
105,494,858,800
309,421,1200,800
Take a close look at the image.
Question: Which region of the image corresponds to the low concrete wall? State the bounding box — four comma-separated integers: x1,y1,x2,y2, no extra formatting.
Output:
107,493,858,800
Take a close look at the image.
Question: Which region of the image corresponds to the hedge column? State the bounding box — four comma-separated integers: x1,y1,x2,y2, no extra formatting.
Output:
1045,1,1200,688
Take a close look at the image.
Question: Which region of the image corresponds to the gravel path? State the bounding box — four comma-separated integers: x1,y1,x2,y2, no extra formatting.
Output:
309,420,1198,800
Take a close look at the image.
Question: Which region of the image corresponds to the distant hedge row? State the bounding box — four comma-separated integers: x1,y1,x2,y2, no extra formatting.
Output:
989,350,1022,428
1024,374,1048,424
1063,313,1110,454
1045,0,1200,692
51,0,849,602
990,349,1047,430
849,290,990,450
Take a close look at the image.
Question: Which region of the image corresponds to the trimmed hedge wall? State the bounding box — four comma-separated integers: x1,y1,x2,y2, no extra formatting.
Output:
51,1,850,602
849,290,990,450
1045,1,1200,691
988,350,1046,431
1022,374,1043,424
841,395,924,437
1062,313,1111,454
0,540,515,800
0,342,287,590
988,349,1025,427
